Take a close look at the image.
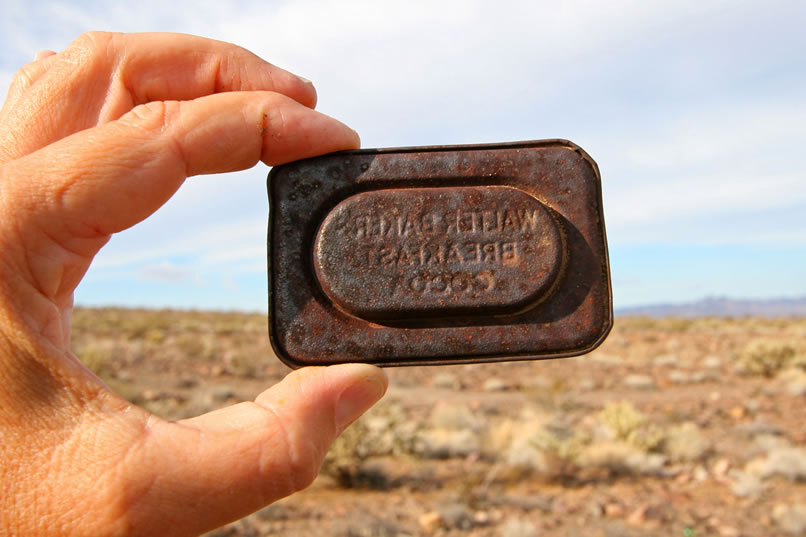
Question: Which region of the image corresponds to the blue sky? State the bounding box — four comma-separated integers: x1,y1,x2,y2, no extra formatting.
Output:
1,0,804,311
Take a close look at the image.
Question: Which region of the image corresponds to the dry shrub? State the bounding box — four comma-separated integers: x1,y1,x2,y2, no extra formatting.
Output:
174,333,208,358
226,353,261,378
551,401,670,478
483,401,679,483
530,425,587,465
120,311,174,340
525,425,589,480
143,328,166,345
790,353,806,370
483,407,587,482
76,341,117,376
618,317,694,332
736,339,801,377
596,401,664,452
324,402,419,487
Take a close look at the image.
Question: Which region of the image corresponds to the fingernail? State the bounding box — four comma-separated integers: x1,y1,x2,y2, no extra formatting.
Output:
35,49,56,61
335,368,387,431
298,75,313,85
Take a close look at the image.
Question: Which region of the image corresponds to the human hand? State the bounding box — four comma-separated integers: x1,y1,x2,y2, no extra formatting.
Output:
0,32,387,537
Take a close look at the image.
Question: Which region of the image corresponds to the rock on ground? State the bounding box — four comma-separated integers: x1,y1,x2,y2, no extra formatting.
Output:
500,517,539,537
418,511,443,534
780,368,806,396
663,422,711,462
755,447,806,481
483,377,509,391
415,429,480,459
773,504,806,536
579,441,666,475
429,402,483,431
729,470,762,498
437,503,475,530
432,373,460,390
702,355,723,368
622,374,656,390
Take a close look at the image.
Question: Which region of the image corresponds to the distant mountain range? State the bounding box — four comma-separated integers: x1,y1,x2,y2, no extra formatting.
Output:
616,296,806,318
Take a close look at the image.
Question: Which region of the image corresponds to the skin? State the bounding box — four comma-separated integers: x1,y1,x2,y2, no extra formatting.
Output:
0,32,388,537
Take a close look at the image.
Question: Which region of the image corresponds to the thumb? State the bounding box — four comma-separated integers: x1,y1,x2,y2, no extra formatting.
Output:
124,364,387,536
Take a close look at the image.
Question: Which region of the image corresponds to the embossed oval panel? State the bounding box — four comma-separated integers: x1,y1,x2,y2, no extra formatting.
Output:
313,186,565,321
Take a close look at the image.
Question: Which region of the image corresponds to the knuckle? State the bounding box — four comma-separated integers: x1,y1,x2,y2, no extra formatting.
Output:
119,100,188,174
285,443,320,492
254,396,325,495
72,31,114,51
9,62,38,91
66,31,120,66
262,103,288,141
212,54,232,92
122,100,182,133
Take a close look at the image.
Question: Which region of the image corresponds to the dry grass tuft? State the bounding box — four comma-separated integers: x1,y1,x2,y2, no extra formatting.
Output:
736,339,802,377
596,401,664,452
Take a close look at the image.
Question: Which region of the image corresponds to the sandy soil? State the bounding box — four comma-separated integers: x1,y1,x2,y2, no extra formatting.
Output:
71,309,806,537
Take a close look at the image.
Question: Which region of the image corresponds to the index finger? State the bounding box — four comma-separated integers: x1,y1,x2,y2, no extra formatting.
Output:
103,32,318,110
0,32,318,161
20,32,316,111
4,91,359,243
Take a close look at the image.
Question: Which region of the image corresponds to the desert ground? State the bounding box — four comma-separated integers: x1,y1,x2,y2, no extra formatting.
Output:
72,309,806,537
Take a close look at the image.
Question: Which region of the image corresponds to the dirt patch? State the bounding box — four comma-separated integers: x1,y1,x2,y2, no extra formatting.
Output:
73,310,806,536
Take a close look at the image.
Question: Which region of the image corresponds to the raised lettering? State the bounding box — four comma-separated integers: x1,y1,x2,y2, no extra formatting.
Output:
518,209,540,232
313,186,563,320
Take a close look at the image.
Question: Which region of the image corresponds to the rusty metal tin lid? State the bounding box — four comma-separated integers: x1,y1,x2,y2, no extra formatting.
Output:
268,139,612,368
313,186,565,321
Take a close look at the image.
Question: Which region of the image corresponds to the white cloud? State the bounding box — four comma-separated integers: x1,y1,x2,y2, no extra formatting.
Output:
215,0,746,134
614,97,806,172
199,244,266,265
137,262,199,284
596,91,806,244
93,214,267,269
607,171,805,226
2,0,804,307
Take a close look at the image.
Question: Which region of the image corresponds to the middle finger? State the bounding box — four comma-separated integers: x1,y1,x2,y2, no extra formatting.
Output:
0,32,317,161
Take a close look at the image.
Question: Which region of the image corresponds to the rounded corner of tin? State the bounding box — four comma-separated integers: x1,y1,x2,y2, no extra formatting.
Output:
597,311,615,347
581,308,615,357
567,143,602,182
266,164,287,184
267,306,304,370
268,327,305,370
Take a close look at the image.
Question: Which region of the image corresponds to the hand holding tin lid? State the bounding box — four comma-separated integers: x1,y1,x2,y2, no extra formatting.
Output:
0,32,386,536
